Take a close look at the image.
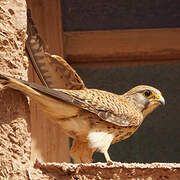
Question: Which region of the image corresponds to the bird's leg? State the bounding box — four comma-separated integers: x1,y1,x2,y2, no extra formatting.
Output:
88,131,114,164
104,150,113,165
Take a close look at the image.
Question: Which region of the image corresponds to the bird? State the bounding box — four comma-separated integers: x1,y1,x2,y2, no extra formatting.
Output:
24,9,165,164
0,72,165,164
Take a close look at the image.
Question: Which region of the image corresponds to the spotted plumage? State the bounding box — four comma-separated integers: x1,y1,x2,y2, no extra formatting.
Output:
0,72,165,164
55,88,143,127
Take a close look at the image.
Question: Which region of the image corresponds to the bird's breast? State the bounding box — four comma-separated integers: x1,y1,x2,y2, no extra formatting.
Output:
111,126,139,144
57,109,141,144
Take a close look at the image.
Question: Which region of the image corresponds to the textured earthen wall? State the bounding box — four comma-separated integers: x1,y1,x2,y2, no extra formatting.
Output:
0,0,31,179
0,1,51,179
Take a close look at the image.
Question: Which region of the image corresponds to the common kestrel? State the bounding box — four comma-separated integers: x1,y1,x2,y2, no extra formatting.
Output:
15,9,166,164
0,73,165,164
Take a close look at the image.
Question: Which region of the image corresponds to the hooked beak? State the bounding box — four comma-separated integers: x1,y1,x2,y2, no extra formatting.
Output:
154,95,165,106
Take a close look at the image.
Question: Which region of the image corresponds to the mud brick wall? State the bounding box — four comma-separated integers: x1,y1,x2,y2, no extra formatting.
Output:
0,1,31,179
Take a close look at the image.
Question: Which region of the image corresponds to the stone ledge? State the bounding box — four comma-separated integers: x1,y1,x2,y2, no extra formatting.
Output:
34,159,180,179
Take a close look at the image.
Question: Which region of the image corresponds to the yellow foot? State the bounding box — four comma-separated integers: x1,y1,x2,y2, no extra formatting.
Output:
107,160,114,165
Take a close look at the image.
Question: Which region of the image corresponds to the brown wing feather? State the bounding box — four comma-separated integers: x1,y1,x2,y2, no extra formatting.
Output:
56,89,143,127
45,53,85,90
26,9,85,90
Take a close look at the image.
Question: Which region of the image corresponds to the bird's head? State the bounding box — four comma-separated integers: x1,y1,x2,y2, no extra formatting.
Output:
124,85,165,118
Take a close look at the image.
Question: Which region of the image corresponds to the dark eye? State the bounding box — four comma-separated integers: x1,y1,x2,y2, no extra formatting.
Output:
144,90,152,97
